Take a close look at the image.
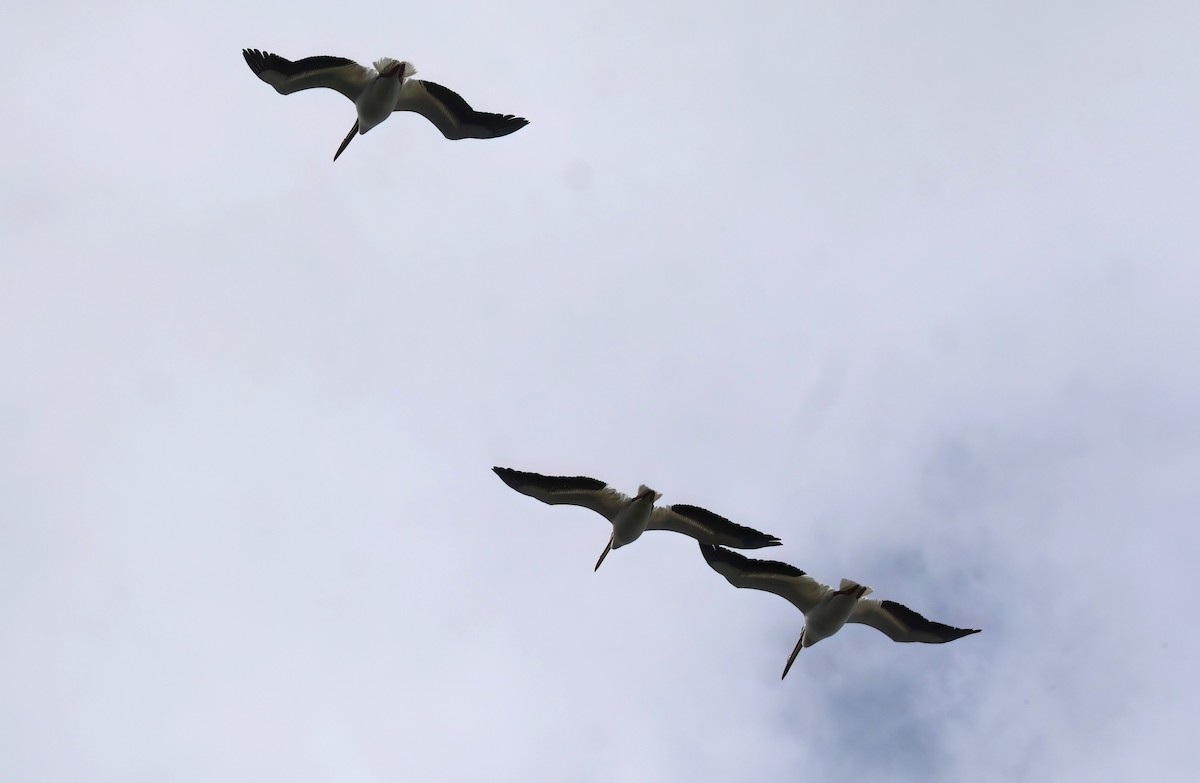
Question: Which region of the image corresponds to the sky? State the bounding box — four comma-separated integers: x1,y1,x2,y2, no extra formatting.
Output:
2,1,1198,780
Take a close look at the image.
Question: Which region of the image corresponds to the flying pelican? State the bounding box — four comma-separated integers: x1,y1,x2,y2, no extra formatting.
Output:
699,544,980,678
493,467,782,570
242,49,529,160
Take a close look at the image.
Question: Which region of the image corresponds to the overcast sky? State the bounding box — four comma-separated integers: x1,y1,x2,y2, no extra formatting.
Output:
2,1,1198,781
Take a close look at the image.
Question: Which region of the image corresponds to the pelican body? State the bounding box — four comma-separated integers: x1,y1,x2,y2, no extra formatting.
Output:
242,49,529,160
355,58,413,133
335,57,415,159
609,485,663,549
798,579,874,649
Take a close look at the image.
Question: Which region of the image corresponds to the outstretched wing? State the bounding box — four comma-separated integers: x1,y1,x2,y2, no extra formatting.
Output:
650,505,781,549
243,49,372,102
699,544,829,614
395,79,529,139
492,467,627,522
849,599,981,643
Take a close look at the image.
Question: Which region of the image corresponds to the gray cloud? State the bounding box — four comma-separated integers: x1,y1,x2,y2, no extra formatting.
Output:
2,1,1197,781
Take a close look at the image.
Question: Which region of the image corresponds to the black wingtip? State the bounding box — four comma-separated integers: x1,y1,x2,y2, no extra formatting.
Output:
470,113,529,139
492,466,607,493
699,543,807,577
879,600,981,642
242,48,273,76
670,503,782,549
699,542,748,569
490,116,529,137
492,466,521,490
243,49,356,81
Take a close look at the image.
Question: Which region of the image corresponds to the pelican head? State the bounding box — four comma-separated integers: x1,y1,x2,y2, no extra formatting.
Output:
633,485,662,503
374,58,417,80
833,581,873,599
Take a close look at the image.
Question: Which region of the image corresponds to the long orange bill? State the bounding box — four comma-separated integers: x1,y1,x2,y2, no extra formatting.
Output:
594,533,614,571
334,120,359,161
781,632,805,679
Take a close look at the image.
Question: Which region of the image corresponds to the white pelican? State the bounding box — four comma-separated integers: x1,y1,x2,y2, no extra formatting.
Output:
242,49,529,160
493,467,782,570
699,544,980,678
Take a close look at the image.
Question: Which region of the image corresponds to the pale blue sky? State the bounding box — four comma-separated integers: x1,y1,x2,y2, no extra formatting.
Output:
2,1,1197,781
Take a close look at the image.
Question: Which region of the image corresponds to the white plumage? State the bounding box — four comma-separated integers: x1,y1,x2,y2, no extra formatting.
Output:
493,467,782,570
242,49,529,160
699,544,980,678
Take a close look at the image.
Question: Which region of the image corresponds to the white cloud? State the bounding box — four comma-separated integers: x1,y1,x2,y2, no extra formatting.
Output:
2,1,1197,780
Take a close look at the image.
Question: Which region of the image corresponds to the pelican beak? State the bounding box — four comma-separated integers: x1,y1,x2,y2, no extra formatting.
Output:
334,119,359,161
594,533,614,571
781,631,805,679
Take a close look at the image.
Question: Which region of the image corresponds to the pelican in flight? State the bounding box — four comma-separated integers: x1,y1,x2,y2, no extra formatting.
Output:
699,544,980,678
242,49,529,160
493,467,782,570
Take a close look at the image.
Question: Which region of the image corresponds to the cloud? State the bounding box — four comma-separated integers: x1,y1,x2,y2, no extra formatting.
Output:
2,1,1197,781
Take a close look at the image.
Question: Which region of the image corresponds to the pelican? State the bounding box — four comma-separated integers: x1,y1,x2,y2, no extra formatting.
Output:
242,49,529,160
699,544,980,678
493,467,782,570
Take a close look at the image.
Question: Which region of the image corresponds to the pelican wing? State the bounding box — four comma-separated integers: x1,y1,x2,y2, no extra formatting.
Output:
492,467,628,521
699,544,830,614
849,599,981,643
650,505,781,549
243,49,372,102
395,80,529,140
